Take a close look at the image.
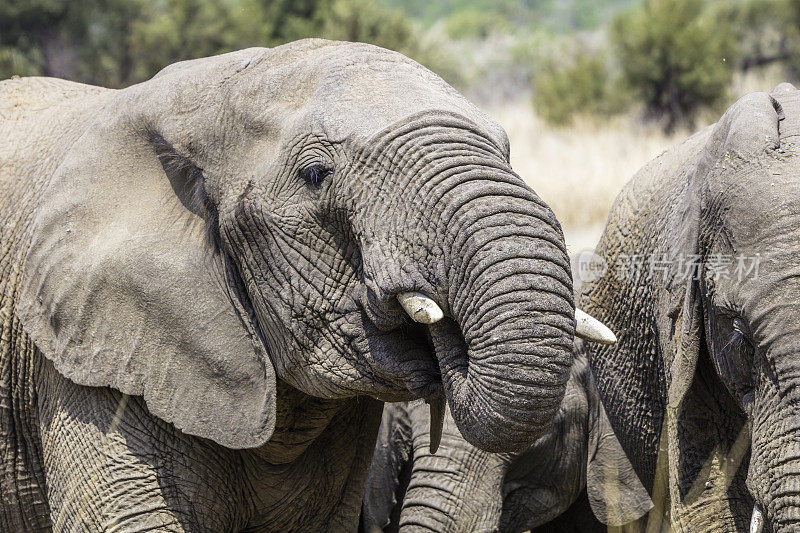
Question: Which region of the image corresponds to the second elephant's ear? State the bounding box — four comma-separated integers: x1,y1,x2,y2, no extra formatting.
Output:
662,91,785,528
583,351,652,525
16,88,276,449
666,91,783,411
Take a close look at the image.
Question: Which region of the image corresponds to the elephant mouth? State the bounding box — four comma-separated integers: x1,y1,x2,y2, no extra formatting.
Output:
384,317,459,452
369,317,447,401
357,287,470,401
404,320,443,383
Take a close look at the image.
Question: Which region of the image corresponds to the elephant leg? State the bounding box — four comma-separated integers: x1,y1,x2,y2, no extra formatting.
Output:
35,359,249,532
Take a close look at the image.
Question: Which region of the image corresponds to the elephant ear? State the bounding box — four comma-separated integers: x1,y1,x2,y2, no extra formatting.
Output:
361,403,413,533
580,347,652,525
666,91,783,410
16,83,276,449
662,92,784,527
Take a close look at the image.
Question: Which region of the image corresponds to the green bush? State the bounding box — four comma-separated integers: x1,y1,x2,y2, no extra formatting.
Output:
444,10,510,40
532,47,626,126
733,0,800,79
609,0,736,130
314,0,414,51
0,0,420,87
0,47,39,78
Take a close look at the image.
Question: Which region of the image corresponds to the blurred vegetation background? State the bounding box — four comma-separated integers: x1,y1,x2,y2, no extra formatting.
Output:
3,0,798,129
3,0,798,246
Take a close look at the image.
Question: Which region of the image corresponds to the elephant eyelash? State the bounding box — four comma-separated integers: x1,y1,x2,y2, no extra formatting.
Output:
726,317,754,351
727,330,747,349
299,163,333,189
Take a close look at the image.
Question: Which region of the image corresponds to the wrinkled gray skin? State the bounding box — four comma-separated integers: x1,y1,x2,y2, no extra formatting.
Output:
581,84,800,531
361,343,652,532
0,40,576,531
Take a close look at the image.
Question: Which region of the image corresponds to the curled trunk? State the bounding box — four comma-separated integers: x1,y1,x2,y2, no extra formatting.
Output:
357,119,575,453
437,173,574,452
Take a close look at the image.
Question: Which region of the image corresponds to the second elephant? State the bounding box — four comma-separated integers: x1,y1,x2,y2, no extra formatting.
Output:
581,84,800,531
361,342,651,532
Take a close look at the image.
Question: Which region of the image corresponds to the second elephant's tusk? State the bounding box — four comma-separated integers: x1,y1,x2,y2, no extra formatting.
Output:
575,308,617,345
397,292,444,324
750,506,763,533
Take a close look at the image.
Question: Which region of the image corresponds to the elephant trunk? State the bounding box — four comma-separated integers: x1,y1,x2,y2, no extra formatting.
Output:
399,404,506,532
435,174,575,452
357,120,575,453
746,332,800,531
749,365,800,531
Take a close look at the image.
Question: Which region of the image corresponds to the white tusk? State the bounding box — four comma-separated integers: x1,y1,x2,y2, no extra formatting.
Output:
397,292,444,324
750,506,763,533
575,308,617,345
426,392,446,454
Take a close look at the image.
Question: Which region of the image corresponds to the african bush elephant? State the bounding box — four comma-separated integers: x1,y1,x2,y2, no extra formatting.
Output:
580,83,800,531
0,39,613,531
361,343,651,532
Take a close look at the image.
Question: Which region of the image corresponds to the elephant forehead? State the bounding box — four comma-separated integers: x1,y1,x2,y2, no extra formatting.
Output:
257,40,507,146
312,62,495,140
129,40,509,165
706,169,800,250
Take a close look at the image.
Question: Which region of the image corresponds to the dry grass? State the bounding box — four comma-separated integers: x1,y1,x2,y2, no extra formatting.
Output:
485,101,690,251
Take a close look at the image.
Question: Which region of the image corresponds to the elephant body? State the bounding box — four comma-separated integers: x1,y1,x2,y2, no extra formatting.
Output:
361,343,651,532
0,41,579,530
581,84,800,531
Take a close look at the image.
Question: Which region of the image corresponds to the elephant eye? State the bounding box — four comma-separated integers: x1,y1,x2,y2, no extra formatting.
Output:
299,163,333,189
730,317,754,349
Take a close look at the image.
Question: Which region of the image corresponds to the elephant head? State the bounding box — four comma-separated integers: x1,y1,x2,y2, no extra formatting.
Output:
15,40,610,454
581,83,800,530
361,344,651,532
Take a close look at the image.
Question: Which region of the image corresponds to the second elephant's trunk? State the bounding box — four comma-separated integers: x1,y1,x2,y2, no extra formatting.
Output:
748,344,800,531
399,403,507,532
